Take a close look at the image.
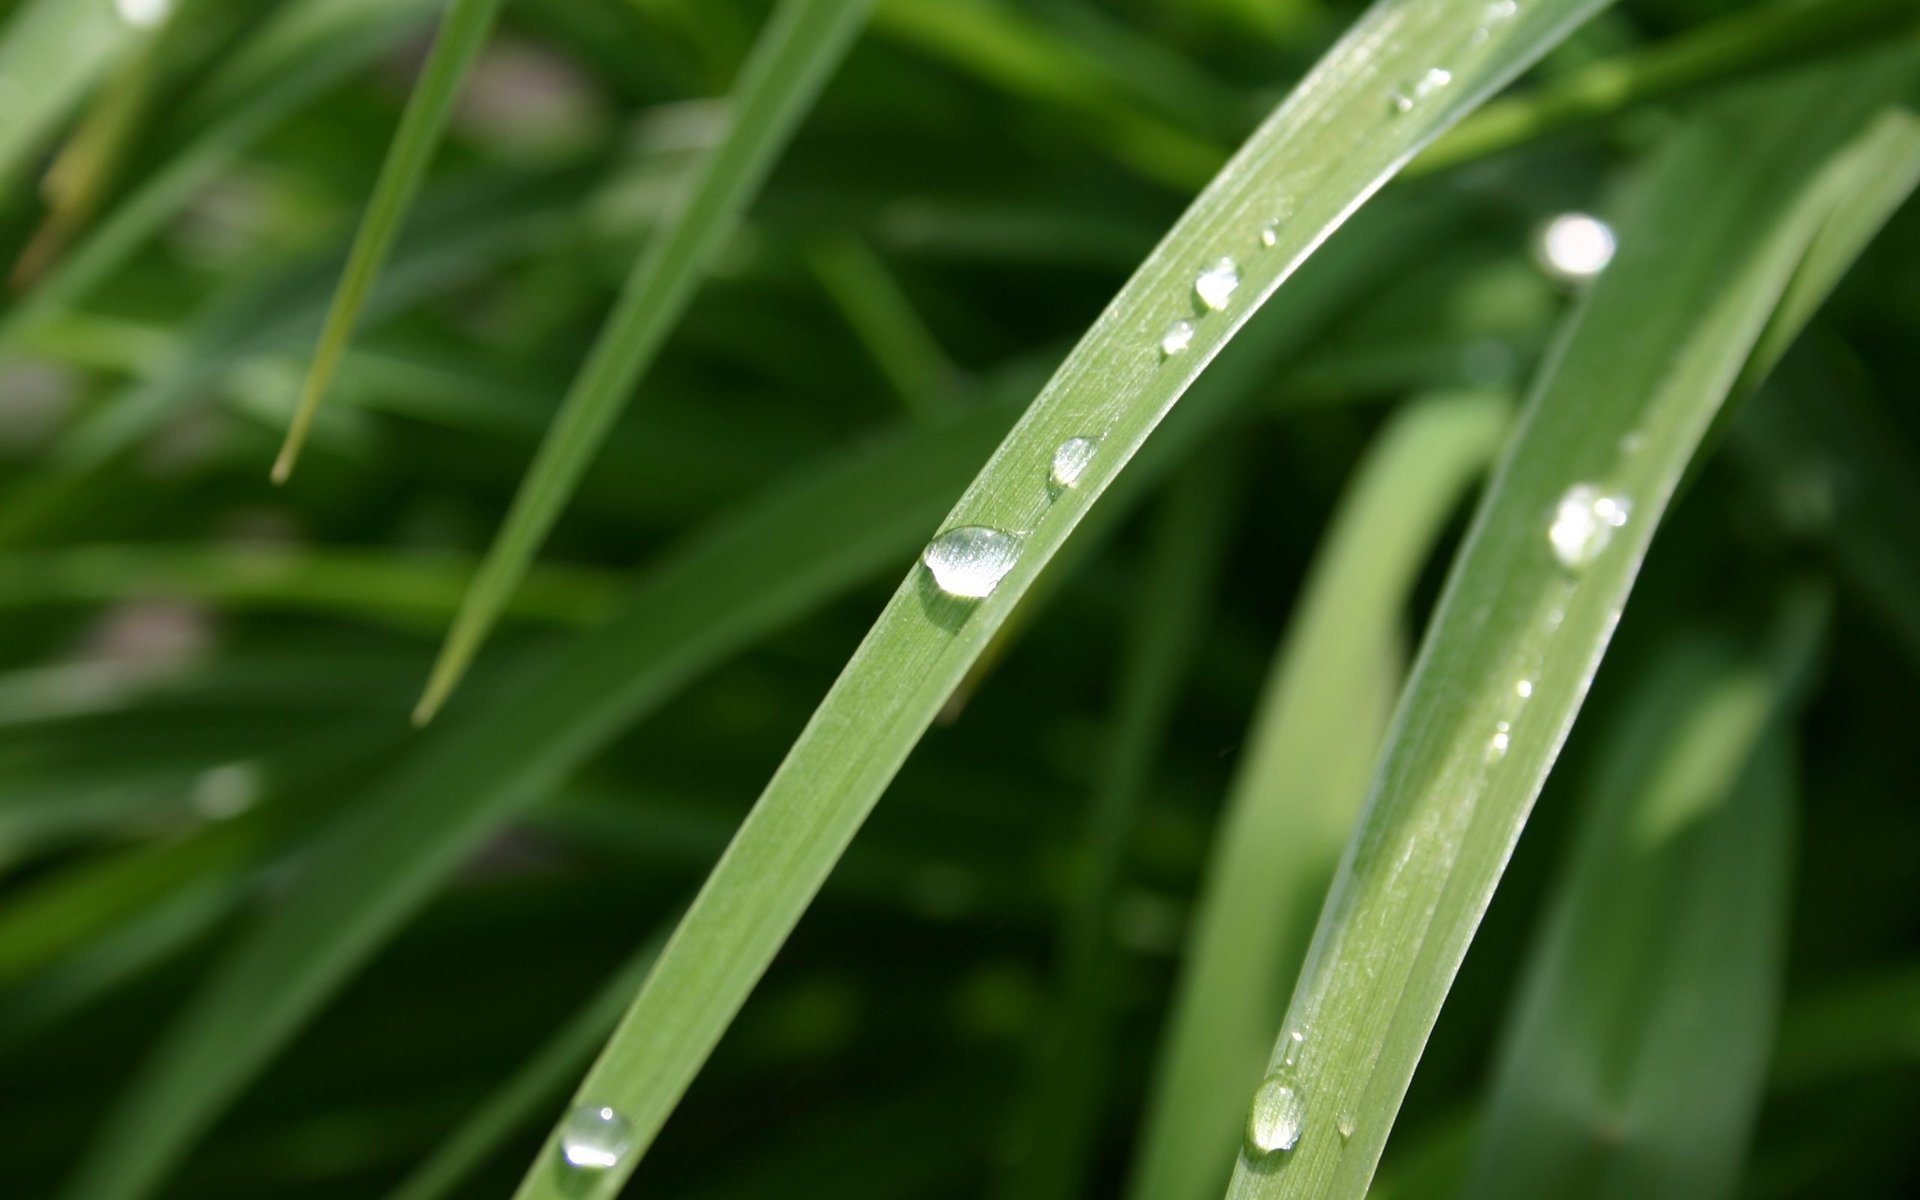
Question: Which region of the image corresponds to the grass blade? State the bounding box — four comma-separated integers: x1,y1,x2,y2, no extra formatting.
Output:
1465,593,1822,1199
1221,52,1920,1200
271,0,507,482
500,3,1618,1195
0,0,142,188
1128,391,1509,1200
413,0,877,723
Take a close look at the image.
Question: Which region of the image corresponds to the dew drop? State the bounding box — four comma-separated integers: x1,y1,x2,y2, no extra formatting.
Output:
1536,213,1616,283
560,1104,634,1171
1049,436,1099,491
114,0,173,28
1338,1112,1357,1143
1515,678,1534,700
1194,257,1240,311
1390,68,1453,114
1282,1028,1305,1067
1259,218,1284,249
1472,0,1519,42
1486,721,1511,763
1160,319,1196,357
1548,483,1632,569
1246,1075,1307,1156
923,525,1023,599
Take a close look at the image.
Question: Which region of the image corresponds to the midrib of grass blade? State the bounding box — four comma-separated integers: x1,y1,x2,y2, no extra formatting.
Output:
1007,461,1241,1200
505,4,1615,1195
1128,391,1510,1200
413,0,877,724
1465,594,1822,1200
0,0,140,189
1222,53,1920,1200
63,182,1467,1200
271,0,506,483
386,931,668,1200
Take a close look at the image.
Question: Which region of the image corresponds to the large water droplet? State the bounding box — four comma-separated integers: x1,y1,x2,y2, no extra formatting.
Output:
560,1104,634,1171
114,0,173,28
1548,483,1631,569
923,526,1023,599
1194,257,1240,311
1390,68,1452,114
1160,319,1196,357
1049,436,1099,491
1247,1075,1307,1155
1537,213,1616,283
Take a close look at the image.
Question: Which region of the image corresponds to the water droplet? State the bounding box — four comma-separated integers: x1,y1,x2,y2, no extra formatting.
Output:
1390,68,1453,114
1472,0,1519,41
114,0,173,28
1194,257,1240,311
1159,319,1196,357
923,525,1023,599
1619,431,1646,457
1049,436,1099,491
1246,1075,1307,1155
1259,219,1284,249
1515,678,1534,699
1338,1112,1356,1143
1486,722,1511,763
1282,1029,1305,1067
1536,213,1616,283
560,1104,634,1171
1548,483,1632,569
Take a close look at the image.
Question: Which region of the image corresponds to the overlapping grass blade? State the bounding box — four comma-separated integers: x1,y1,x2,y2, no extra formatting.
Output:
59,180,1464,1200
1007,462,1240,1200
1465,594,1822,1199
499,4,1615,1195
1222,52,1920,1200
413,0,877,723
271,0,506,482
1129,391,1509,1200
0,0,143,188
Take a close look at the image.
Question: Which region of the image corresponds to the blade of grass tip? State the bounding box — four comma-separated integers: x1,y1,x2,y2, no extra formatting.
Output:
271,0,506,483
804,233,961,422
1222,52,1920,1200
503,4,1619,1195
386,930,668,1200
1127,391,1510,1200
1409,0,1919,178
412,0,877,725
1464,590,1824,1200
0,0,145,192
58,184,1468,1200
1006,459,1243,1200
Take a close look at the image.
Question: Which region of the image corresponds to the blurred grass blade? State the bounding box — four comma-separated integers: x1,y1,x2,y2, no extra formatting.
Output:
503,4,1618,1195
387,932,666,1200
0,0,143,189
1007,460,1241,1200
59,184,1461,1200
271,0,506,482
1223,54,1920,1200
1465,594,1823,1200
413,0,877,724
1128,391,1509,1200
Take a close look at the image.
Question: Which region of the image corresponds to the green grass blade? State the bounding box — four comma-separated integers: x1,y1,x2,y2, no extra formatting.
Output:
805,233,961,421
1221,53,1920,1200
500,4,1618,1195
1465,593,1823,1199
1128,391,1510,1200
271,0,507,482
386,932,667,1200
1006,461,1241,1200
413,0,877,724
0,0,142,188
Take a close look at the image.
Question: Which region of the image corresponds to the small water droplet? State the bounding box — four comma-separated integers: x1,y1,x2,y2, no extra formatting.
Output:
560,1104,634,1171
1282,1029,1305,1067
1049,436,1099,491
1246,1076,1306,1156
1515,678,1534,699
1338,1112,1356,1143
1536,213,1616,283
1390,68,1453,114
1486,722,1511,763
114,0,173,28
1548,483,1631,569
1472,0,1519,42
1160,319,1196,357
923,525,1023,599
1259,219,1283,249
1194,257,1240,311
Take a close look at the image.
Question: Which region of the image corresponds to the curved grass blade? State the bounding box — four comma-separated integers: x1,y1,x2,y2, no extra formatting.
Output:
1007,460,1241,1200
1465,592,1823,1199
1128,391,1510,1200
413,0,877,724
59,183,1466,1200
271,0,507,482
386,931,668,1200
1222,53,1920,1200
501,4,1619,1195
